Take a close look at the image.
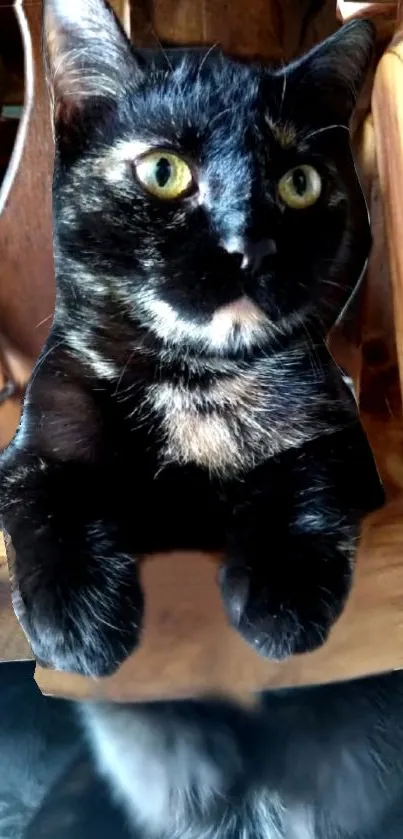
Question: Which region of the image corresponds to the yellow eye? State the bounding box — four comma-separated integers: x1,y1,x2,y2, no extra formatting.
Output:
135,150,194,200
278,165,322,209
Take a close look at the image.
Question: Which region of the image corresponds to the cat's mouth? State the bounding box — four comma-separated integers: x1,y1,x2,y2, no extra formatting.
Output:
136,291,276,354
211,296,267,334
207,296,270,350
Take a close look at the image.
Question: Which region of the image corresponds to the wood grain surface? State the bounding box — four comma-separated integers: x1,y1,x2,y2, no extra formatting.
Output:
372,5,403,396
0,2,55,362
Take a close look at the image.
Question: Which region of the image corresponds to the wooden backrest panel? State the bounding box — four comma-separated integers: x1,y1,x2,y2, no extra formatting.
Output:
130,0,338,58
0,1,54,362
372,2,403,395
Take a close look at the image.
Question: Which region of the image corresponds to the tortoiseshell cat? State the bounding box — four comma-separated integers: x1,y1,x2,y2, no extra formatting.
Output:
0,0,383,676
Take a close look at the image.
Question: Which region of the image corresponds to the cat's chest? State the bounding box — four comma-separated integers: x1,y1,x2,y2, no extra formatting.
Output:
144,365,311,477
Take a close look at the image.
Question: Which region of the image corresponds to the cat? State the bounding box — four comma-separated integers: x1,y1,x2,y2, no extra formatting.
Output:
82,670,403,839
0,0,383,677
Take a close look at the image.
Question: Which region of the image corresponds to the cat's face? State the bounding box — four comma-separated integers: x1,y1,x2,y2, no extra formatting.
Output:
46,0,374,356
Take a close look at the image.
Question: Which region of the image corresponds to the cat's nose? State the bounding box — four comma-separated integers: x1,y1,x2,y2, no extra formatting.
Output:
222,236,277,273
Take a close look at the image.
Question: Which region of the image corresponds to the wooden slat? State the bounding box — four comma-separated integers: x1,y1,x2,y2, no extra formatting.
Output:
0,2,55,362
372,4,403,395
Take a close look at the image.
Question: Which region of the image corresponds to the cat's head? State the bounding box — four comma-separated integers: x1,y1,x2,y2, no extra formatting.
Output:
45,0,374,358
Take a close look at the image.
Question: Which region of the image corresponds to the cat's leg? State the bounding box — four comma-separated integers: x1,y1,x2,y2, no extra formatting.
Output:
220,423,384,660
0,343,143,677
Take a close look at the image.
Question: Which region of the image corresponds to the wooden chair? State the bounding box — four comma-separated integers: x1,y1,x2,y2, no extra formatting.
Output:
1,0,403,702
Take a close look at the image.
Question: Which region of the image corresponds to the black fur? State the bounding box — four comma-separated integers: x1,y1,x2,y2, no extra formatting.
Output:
0,0,383,676
83,670,403,839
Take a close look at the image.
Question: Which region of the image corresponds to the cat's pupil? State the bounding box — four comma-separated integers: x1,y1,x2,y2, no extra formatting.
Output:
155,157,172,188
292,168,307,195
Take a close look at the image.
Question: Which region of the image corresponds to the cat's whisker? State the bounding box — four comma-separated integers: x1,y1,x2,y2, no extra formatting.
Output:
300,320,324,380
35,313,53,330
279,63,287,115
150,31,174,74
209,107,234,129
113,348,139,396
197,43,219,78
322,279,347,290
26,339,64,388
303,124,349,141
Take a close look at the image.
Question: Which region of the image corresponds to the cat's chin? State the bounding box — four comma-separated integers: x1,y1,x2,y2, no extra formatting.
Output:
209,296,269,349
211,296,265,328
137,292,276,354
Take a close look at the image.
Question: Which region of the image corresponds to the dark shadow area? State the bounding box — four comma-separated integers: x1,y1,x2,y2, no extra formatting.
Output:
0,661,132,839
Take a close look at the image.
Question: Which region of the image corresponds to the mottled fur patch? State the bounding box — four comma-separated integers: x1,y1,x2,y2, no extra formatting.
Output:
147,353,335,477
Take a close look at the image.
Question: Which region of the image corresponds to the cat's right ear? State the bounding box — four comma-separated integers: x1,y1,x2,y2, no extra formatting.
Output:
277,19,375,126
43,0,142,137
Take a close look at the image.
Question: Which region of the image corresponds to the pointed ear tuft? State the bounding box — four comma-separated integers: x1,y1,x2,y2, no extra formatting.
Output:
283,20,375,125
44,0,140,129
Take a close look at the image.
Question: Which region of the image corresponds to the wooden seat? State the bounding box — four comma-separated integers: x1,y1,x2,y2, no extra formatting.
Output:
1,0,403,702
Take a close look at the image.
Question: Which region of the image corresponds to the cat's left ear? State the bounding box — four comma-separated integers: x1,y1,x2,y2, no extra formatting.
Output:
44,0,141,131
280,20,375,125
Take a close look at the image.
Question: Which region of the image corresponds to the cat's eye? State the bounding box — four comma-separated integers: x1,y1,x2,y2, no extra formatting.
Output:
135,150,194,200
278,165,322,209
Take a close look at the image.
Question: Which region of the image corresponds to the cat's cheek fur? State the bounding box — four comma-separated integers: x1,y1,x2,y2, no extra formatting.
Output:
64,329,119,381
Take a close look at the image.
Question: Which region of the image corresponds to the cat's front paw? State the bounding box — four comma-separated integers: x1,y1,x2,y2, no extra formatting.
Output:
8,524,143,677
219,535,353,660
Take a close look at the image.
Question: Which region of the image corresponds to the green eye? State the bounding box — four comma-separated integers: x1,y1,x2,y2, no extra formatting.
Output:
135,150,194,200
278,165,322,209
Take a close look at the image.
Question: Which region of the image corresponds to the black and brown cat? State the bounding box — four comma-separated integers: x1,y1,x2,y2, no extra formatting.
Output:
0,0,383,676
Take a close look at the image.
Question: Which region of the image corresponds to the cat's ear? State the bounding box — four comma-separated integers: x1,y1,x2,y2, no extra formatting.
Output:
282,20,375,124
44,0,140,130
